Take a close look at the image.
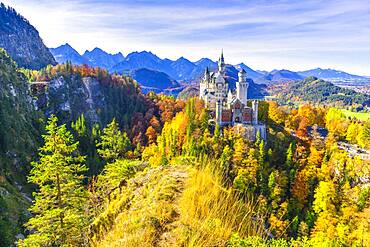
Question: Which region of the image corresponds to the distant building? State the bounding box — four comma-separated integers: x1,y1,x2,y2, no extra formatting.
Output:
199,51,266,141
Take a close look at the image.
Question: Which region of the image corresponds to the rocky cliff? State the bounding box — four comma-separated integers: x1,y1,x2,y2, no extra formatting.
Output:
0,3,56,69
35,75,105,124
31,67,149,129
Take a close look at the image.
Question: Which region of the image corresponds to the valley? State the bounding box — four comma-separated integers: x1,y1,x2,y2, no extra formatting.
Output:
0,1,370,247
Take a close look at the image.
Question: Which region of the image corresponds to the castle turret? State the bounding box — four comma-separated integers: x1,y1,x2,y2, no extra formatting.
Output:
236,68,248,104
252,100,259,125
199,67,210,104
215,100,222,125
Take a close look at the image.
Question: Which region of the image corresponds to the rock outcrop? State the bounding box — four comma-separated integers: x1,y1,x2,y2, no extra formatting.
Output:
33,75,105,124
0,3,56,69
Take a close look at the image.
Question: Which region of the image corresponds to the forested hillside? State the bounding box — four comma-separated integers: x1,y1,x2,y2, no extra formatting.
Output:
0,51,185,244
14,96,370,246
0,48,43,246
270,76,370,107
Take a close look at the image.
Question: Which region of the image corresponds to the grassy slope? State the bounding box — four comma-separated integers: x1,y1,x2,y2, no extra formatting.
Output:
340,109,370,121
92,165,189,246
91,164,264,247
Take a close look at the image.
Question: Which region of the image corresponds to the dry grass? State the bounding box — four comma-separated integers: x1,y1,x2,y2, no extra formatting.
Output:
91,162,265,247
91,165,189,247
175,165,265,247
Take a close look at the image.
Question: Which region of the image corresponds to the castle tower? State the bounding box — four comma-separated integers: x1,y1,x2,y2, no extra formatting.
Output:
236,68,248,104
252,100,259,125
199,67,210,103
215,100,222,126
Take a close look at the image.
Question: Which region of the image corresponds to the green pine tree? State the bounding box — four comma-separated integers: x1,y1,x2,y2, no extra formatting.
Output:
220,145,233,179
258,140,265,167
285,143,294,169
96,118,131,162
19,115,88,247
71,114,87,137
200,108,209,131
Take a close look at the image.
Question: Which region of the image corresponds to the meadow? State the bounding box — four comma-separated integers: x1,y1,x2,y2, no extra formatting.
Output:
341,109,370,121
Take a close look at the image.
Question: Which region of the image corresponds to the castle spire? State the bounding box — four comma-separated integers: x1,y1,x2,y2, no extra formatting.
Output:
204,67,210,80
218,49,225,74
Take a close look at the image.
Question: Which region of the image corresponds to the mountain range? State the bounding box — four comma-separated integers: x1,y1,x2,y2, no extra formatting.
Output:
50,45,224,82
50,44,370,94
0,1,367,95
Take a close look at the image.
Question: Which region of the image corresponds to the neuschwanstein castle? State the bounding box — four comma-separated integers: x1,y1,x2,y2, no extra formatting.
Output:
199,52,266,140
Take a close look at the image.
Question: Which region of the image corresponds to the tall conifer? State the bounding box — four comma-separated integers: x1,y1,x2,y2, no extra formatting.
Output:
20,115,88,246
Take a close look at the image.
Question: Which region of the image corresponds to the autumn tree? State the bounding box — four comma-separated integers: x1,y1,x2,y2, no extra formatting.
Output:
346,122,360,144
325,108,348,139
145,126,157,144
268,101,286,125
296,117,308,139
233,137,246,168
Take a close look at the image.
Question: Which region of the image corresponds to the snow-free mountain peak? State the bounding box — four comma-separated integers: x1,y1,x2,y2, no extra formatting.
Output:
298,68,365,80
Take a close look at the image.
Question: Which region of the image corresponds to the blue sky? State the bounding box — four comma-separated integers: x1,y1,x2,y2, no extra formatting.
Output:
3,0,370,75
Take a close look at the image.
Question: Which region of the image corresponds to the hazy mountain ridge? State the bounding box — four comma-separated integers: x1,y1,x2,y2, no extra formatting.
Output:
262,69,303,83
83,47,124,69
235,63,264,80
50,44,262,81
130,68,181,93
298,68,365,80
50,44,125,69
50,43,87,65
